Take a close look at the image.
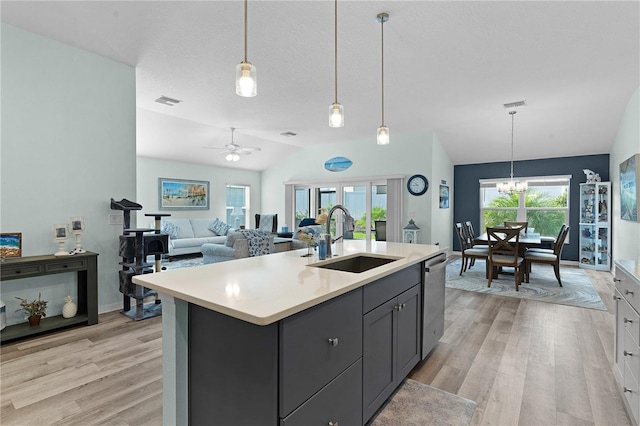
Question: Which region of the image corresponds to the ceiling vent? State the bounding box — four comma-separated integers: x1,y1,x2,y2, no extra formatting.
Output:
503,100,527,109
155,96,182,106
280,131,297,137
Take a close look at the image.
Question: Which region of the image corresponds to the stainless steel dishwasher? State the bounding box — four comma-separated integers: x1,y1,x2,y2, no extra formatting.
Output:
422,253,447,360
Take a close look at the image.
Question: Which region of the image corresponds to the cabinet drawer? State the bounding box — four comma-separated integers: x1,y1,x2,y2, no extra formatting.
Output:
45,258,87,273
621,298,640,346
1,263,43,279
280,288,362,417
617,271,640,313
625,328,640,384
363,263,421,313
624,361,640,425
281,359,362,426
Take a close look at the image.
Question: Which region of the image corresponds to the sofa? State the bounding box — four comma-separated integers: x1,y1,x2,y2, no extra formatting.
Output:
202,229,275,264
152,218,231,259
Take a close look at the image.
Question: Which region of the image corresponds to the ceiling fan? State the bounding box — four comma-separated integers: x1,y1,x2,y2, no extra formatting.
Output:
204,127,261,162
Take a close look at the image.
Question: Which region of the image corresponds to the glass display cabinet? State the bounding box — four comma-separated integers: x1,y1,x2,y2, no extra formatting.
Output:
579,182,611,270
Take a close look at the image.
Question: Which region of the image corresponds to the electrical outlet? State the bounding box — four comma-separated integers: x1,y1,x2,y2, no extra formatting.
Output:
108,214,124,225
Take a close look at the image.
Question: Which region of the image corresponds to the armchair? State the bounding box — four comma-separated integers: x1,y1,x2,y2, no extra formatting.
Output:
255,214,278,233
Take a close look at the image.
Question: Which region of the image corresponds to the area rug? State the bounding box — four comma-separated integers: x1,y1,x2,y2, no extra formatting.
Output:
160,254,204,271
446,258,607,310
369,379,476,426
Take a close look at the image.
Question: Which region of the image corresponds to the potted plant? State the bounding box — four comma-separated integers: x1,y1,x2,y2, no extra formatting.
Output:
15,293,48,326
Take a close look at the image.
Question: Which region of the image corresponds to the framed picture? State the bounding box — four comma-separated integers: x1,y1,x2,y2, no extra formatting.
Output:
439,185,449,209
70,216,85,233
620,153,640,222
54,224,69,241
159,178,210,210
0,232,22,258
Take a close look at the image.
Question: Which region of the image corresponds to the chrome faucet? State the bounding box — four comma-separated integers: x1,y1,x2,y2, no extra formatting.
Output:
325,205,355,258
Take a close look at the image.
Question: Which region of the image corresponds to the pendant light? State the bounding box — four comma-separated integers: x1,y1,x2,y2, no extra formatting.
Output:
329,0,344,127
376,13,389,145
497,111,528,194
236,0,256,97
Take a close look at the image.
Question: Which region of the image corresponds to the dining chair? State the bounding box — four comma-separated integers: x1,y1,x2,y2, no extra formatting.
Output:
463,220,488,268
504,221,528,233
524,226,570,287
464,221,488,249
527,224,567,254
454,223,489,276
487,227,525,291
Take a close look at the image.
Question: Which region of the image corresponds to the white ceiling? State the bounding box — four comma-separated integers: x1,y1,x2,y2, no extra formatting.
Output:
2,1,639,171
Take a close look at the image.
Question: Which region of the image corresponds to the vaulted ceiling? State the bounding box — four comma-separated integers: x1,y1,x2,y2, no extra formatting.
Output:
2,1,638,171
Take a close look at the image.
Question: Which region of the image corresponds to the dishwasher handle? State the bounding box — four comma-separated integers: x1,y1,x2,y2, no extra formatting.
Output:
424,253,447,272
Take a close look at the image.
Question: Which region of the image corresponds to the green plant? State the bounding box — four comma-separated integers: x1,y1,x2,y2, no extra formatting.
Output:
15,293,48,318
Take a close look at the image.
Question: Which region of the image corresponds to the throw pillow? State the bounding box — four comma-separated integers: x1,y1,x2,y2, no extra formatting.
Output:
161,221,180,239
225,231,244,248
209,218,232,236
299,218,317,227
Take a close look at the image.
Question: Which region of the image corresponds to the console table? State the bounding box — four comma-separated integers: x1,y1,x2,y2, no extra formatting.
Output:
1,251,98,342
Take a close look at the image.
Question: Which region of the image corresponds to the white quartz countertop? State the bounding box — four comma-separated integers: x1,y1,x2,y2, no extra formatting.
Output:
616,260,640,286
132,241,447,325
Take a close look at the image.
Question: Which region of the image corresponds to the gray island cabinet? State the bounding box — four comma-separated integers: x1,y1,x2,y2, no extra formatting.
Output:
132,241,446,426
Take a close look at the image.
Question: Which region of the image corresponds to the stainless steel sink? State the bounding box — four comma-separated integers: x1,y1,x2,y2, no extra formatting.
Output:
309,254,400,273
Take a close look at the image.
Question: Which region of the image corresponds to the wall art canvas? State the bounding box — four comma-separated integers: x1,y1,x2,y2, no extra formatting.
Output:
439,185,449,209
1,233,22,258
159,178,210,210
620,153,639,222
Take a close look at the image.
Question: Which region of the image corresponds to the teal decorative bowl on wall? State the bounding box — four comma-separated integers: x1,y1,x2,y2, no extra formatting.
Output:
324,156,353,172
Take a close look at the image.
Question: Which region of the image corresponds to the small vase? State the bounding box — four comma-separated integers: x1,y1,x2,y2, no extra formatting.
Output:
28,315,41,326
63,296,77,319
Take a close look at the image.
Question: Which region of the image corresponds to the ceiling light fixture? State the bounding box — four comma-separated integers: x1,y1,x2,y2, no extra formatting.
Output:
497,110,528,195
329,0,344,127
226,152,240,162
376,12,389,145
236,0,256,97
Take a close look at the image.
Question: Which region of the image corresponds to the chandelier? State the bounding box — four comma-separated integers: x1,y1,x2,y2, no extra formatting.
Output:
497,110,527,194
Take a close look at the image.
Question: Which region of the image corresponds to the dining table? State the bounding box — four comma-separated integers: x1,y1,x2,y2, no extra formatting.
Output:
475,231,542,278
475,231,542,257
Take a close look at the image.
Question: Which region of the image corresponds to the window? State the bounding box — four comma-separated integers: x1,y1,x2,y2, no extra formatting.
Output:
480,175,570,238
287,179,389,240
226,185,250,228
294,188,310,228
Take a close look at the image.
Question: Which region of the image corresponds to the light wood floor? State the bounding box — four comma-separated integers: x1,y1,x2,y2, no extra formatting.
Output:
0,266,631,425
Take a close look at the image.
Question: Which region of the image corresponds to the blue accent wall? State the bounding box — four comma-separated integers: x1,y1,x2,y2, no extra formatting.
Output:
453,154,610,261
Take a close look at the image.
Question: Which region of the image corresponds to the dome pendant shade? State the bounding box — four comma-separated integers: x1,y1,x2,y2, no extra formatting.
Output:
236,62,256,97
329,102,344,127
377,126,389,145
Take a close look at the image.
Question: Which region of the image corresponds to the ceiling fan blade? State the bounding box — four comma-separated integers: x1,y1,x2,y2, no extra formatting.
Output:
238,146,261,153
203,146,227,150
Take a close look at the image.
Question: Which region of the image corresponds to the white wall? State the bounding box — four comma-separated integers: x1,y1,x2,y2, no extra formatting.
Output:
261,131,454,247
610,87,640,264
429,133,454,248
136,157,262,226
1,25,136,323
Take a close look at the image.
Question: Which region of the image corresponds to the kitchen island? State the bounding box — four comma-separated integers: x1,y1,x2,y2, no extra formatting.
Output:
133,240,447,425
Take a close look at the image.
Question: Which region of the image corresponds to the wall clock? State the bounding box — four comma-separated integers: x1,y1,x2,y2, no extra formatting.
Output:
407,174,428,196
